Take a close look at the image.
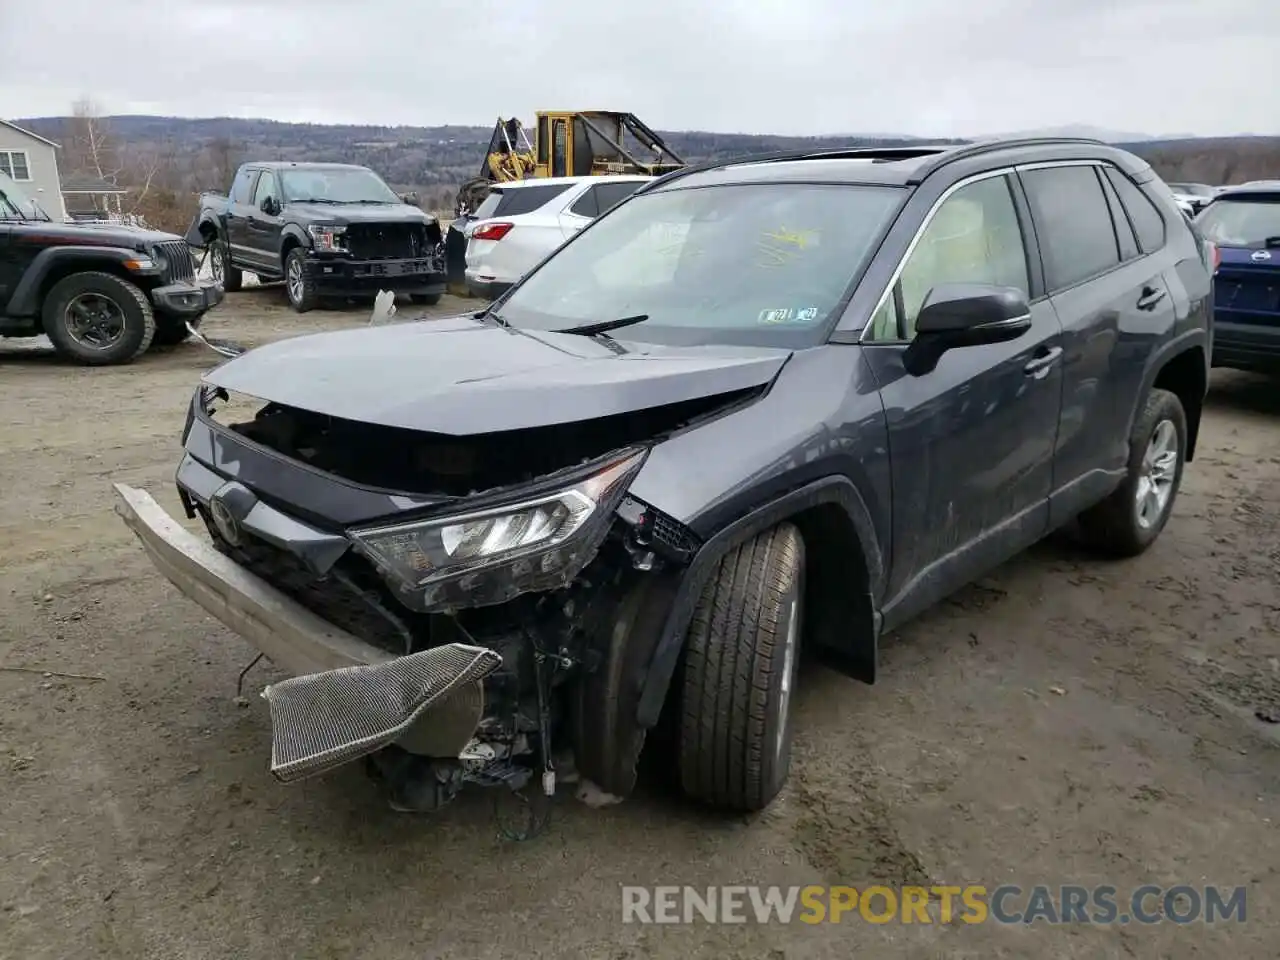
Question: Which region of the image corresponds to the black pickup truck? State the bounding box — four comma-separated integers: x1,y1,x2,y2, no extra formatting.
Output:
186,162,446,313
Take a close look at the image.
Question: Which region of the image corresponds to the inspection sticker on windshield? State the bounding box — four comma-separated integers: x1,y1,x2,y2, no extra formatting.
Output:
758,307,819,325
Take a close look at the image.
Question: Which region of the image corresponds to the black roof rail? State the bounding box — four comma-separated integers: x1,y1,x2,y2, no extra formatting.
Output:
905,135,1113,182
631,143,957,195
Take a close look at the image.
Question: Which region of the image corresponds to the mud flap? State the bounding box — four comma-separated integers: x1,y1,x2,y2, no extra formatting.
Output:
263,643,502,782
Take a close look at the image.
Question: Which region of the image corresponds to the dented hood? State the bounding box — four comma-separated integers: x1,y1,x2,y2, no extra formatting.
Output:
204,315,791,434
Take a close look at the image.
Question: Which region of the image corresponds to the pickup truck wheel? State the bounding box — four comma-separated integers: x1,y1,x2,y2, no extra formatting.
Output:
1076,387,1187,557
411,293,441,306
42,271,155,365
284,248,317,313
209,239,242,293
678,522,804,812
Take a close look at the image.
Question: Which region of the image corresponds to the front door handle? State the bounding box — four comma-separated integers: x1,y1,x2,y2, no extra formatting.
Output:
1137,285,1167,311
1023,345,1063,378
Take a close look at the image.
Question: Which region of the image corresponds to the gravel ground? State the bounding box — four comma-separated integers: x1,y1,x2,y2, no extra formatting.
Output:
1,286,1277,959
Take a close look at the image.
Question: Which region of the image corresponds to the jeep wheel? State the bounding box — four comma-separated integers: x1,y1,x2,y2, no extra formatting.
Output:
42,271,155,365
678,522,804,812
1077,387,1187,557
209,239,242,292
284,248,317,313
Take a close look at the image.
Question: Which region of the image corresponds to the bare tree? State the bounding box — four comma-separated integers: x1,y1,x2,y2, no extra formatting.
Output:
63,97,123,184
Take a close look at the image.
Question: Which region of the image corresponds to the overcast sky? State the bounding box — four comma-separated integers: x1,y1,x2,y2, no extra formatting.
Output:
1,0,1276,137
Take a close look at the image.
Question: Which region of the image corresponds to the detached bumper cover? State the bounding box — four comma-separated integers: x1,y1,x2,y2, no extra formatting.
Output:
113,483,504,775
151,280,224,316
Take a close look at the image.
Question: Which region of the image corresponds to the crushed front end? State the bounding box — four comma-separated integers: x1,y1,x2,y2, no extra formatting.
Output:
115,383,709,814
305,219,447,299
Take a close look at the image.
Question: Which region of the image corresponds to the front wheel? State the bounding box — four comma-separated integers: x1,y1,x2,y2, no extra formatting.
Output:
284,248,317,313
208,238,242,292
1076,388,1187,557
42,271,155,365
678,522,805,812
410,293,442,306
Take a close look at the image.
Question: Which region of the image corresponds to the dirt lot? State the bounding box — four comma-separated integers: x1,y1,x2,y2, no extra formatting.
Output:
1,287,1277,959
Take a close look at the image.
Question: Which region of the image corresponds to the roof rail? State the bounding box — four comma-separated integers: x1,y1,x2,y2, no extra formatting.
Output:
633,135,1115,195
905,135,1112,182
632,143,956,194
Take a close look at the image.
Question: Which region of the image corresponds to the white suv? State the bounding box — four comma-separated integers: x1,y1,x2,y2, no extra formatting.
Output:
464,175,651,298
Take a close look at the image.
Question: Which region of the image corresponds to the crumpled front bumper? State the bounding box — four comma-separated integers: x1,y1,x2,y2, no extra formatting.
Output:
112,483,501,779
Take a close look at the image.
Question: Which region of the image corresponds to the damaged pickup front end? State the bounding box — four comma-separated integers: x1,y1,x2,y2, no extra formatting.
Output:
114,320,784,814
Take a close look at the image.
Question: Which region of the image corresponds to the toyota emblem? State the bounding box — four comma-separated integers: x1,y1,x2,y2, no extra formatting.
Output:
209,493,242,546
1251,250,1272,262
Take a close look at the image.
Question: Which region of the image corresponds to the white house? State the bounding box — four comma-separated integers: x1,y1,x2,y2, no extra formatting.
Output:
0,118,69,220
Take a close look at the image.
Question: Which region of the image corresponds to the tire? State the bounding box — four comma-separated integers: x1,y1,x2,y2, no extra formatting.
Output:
678,522,805,812
42,271,155,365
152,317,193,347
411,293,442,306
209,238,242,293
284,247,317,313
1076,388,1187,557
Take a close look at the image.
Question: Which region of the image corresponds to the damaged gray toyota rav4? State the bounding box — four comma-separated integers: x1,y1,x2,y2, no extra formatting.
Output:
115,138,1213,817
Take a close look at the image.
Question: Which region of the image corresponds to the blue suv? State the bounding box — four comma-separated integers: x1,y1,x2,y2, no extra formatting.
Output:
1196,182,1280,373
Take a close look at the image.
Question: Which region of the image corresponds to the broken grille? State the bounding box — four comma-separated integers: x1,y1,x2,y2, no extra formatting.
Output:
344,223,421,260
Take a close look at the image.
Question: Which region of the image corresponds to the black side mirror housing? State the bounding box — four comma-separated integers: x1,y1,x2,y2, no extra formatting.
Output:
260,197,279,216
904,283,1032,376
400,192,419,205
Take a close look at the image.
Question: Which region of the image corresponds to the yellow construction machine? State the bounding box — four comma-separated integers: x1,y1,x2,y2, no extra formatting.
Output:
453,111,686,217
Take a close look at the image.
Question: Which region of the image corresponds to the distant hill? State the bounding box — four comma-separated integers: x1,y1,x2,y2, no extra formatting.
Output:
10,114,1279,230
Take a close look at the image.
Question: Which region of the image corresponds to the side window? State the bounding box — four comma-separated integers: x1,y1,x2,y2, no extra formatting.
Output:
1099,173,1140,261
871,175,1030,341
252,171,278,208
1021,165,1120,291
1104,167,1167,254
595,181,644,214
570,186,599,219
229,168,256,204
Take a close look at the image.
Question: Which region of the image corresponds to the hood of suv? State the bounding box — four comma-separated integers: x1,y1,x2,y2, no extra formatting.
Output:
15,220,182,250
284,202,436,226
204,315,791,434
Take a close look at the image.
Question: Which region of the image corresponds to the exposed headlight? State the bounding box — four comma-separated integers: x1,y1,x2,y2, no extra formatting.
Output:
348,450,646,612
307,223,346,252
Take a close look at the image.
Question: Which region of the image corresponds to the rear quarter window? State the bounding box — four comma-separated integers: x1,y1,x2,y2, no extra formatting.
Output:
494,183,574,217
1103,167,1167,254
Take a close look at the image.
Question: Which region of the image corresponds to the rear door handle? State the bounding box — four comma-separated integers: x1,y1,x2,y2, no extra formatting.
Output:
1137,286,1167,311
1024,345,1063,378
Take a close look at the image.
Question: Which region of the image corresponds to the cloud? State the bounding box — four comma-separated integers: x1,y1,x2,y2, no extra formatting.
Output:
0,0,1276,136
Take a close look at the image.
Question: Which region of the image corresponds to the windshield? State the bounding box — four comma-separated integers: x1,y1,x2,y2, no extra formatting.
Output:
0,170,43,219
496,182,905,348
1195,198,1280,248
279,167,401,204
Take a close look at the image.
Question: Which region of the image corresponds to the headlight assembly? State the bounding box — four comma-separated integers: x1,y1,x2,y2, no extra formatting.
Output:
348,449,646,612
307,223,346,252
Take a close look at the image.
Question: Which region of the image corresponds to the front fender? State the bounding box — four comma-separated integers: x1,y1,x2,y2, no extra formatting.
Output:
635,475,884,729
7,246,157,317
280,222,310,258
1132,325,1209,459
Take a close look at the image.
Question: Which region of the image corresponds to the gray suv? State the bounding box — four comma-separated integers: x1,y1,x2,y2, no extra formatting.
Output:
115,137,1213,818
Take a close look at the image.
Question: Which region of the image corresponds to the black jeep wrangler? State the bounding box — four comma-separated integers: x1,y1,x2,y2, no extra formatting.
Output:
0,172,224,365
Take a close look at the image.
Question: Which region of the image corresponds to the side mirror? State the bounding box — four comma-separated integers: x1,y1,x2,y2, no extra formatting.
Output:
400,192,419,205
903,283,1031,376
260,197,279,216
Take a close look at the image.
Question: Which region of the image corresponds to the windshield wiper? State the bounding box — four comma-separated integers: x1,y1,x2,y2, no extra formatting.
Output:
559,314,650,337
289,197,341,204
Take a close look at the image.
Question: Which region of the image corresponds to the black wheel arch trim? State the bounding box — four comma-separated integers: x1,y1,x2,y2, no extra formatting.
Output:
7,246,155,317
1134,326,1209,461
635,475,885,729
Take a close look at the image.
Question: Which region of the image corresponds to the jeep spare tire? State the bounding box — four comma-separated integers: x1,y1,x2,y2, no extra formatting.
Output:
678,521,805,811
42,271,155,365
